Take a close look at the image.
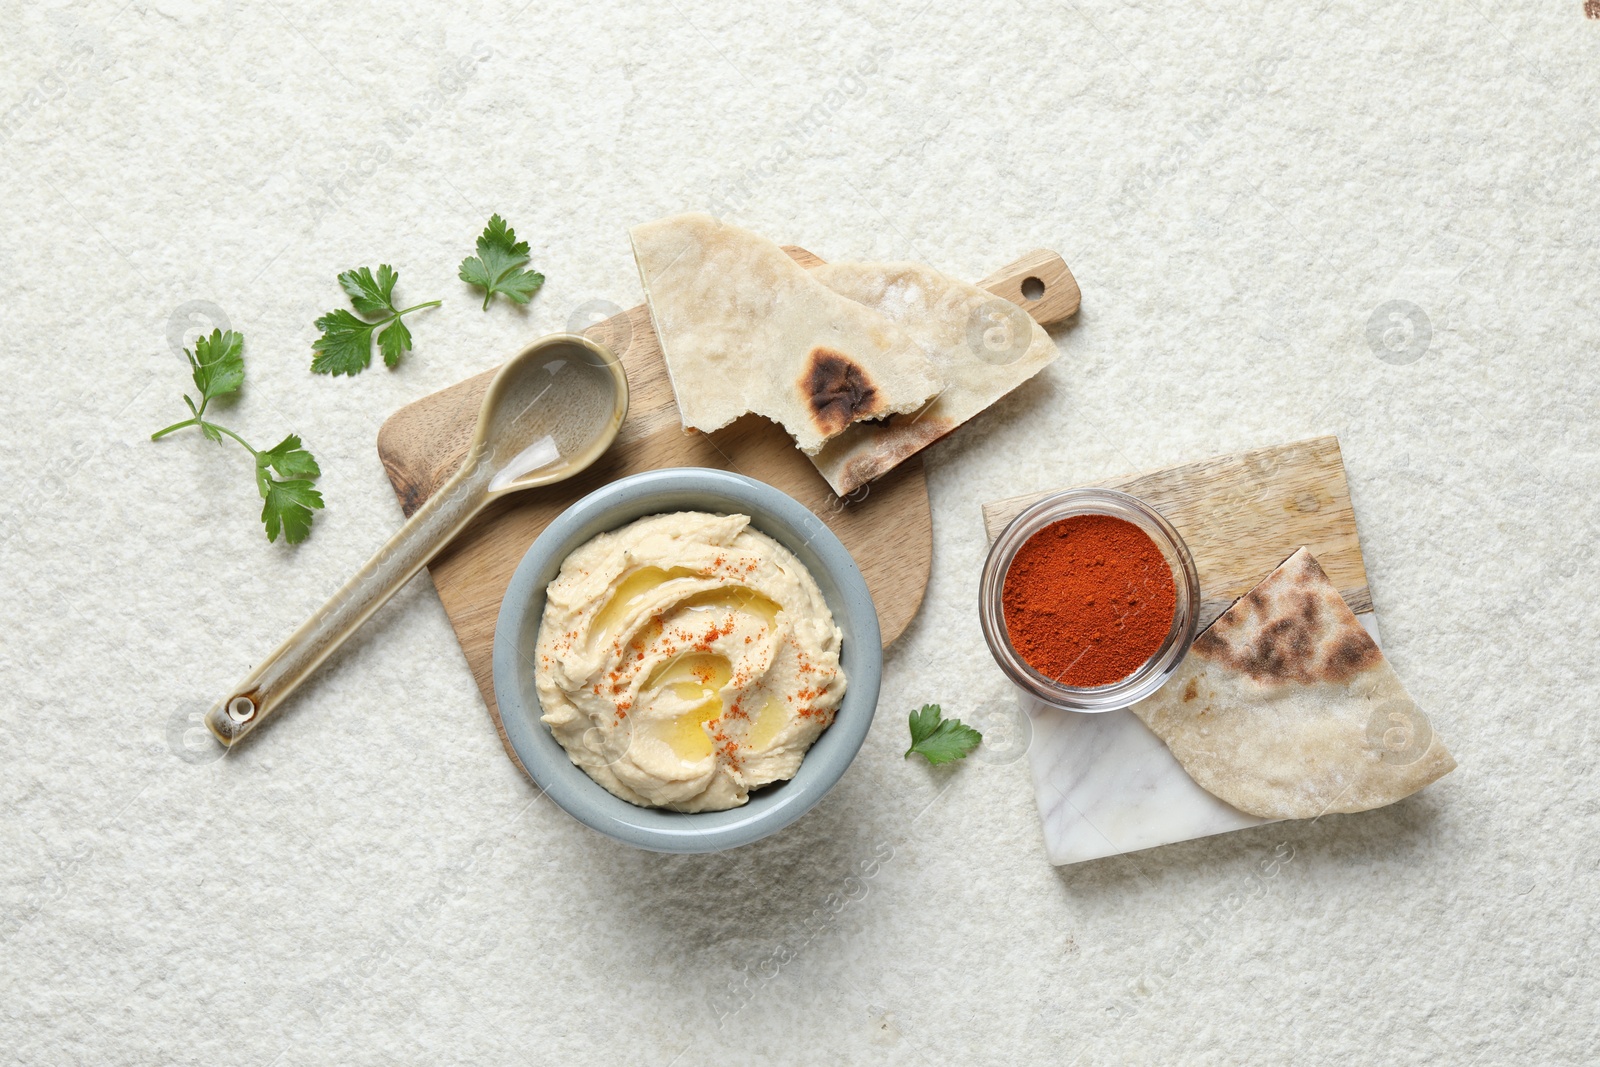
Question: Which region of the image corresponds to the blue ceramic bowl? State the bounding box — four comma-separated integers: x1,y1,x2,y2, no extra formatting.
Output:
492,468,882,853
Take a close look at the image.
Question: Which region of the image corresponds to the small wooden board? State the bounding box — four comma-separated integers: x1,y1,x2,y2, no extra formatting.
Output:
378,246,1079,773
982,436,1370,631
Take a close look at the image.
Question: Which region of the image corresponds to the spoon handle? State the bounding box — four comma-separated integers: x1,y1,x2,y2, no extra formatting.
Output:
206,448,494,746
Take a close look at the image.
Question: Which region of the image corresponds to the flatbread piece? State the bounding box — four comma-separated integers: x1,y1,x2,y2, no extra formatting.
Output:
806,261,1059,495
1130,547,1455,820
630,213,941,454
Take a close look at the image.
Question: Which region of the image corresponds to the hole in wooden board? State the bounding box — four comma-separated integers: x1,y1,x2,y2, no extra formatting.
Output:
1020,276,1045,301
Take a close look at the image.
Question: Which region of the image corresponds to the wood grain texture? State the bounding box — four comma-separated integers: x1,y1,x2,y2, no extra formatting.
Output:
981,436,1371,632
976,249,1080,327
378,245,1072,775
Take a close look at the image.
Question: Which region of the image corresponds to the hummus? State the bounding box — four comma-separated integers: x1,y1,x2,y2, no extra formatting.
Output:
534,511,847,812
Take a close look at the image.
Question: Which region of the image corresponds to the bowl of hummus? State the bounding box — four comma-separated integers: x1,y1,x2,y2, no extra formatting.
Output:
493,468,882,853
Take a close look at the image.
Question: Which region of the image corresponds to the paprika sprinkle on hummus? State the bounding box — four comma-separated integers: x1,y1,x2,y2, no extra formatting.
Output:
1000,514,1177,687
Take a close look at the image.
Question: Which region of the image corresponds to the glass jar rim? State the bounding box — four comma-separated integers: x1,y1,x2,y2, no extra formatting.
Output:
979,487,1200,713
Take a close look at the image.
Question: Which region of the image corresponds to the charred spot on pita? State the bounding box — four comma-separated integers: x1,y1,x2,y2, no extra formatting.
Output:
1233,615,1316,682
1299,591,1320,624
802,348,880,435
1192,623,1235,659
1327,631,1381,679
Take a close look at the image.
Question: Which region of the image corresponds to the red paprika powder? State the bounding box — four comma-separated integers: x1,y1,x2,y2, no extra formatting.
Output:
1000,514,1177,687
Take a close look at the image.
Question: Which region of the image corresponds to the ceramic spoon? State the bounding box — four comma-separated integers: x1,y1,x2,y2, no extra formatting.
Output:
206,333,629,746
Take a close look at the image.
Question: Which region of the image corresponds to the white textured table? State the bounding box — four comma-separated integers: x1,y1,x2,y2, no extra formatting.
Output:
2,3,1596,1064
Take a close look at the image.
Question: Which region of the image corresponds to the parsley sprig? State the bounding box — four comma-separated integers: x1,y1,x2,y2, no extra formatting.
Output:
459,214,545,310
151,329,325,544
311,265,439,375
904,704,983,766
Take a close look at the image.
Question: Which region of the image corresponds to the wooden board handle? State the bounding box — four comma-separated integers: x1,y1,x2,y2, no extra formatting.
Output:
977,249,1080,329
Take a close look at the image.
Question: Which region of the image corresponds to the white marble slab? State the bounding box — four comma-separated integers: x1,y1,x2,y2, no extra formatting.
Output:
1027,615,1381,865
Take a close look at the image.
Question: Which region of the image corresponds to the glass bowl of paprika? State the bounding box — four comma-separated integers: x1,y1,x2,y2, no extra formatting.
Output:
979,488,1200,713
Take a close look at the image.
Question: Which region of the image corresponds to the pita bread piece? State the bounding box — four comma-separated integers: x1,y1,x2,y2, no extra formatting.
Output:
1130,548,1455,820
629,214,941,455
805,262,1059,495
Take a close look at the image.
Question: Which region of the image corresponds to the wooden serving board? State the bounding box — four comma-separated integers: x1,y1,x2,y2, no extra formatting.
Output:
982,435,1379,865
982,435,1370,631
378,245,1079,773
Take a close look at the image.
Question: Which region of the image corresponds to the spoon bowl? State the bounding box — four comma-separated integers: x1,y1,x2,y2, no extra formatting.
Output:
206,333,628,746
480,336,629,495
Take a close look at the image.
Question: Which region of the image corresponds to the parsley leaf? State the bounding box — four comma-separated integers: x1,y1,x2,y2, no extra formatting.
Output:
257,434,322,481
189,328,244,402
310,310,377,376
459,214,545,310
151,332,326,545
904,704,983,766
311,265,439,375
260,477,324,545
377,316,411,369
340,263,399,317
